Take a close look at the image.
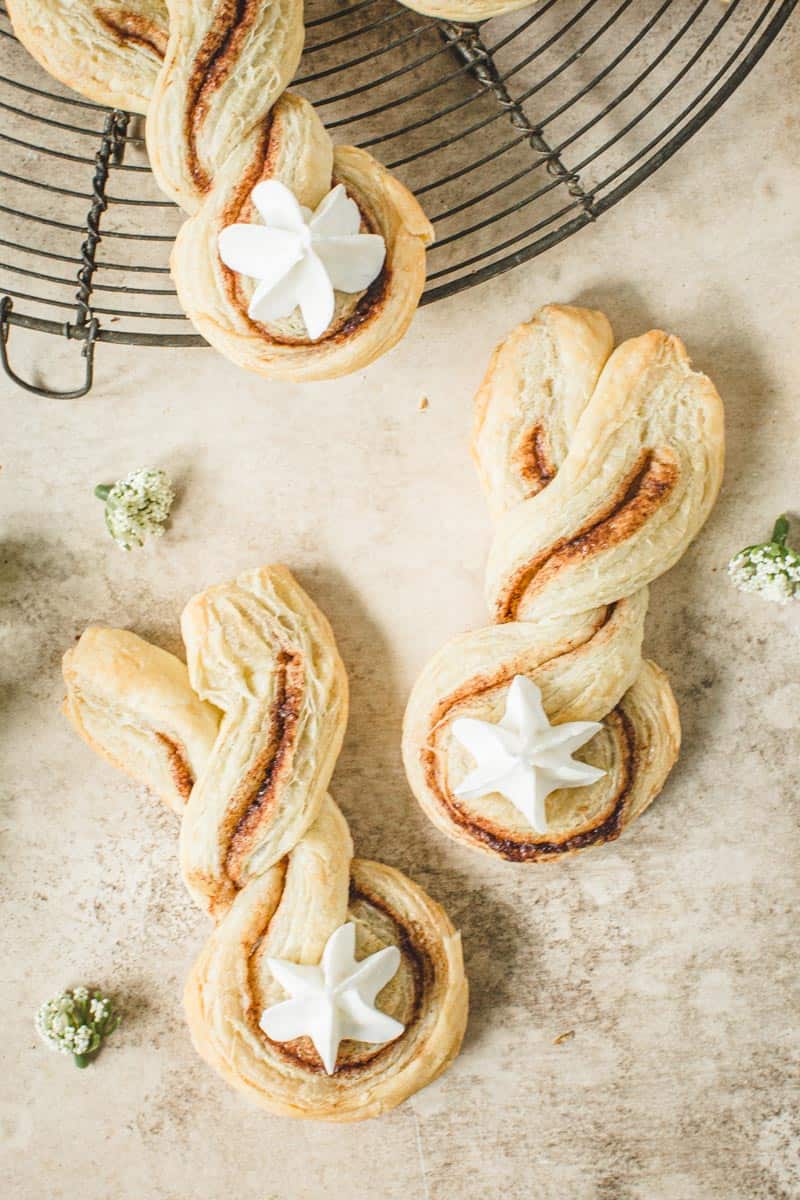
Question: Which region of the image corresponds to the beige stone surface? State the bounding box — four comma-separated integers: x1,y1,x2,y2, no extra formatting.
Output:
2,17,799,1200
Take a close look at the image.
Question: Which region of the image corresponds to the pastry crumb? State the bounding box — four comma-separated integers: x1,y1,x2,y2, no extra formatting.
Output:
553,1030,575,1045
418,396,429,411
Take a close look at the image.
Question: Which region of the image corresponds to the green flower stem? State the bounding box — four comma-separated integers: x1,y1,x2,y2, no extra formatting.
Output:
772,514,789,547
94,484,112,502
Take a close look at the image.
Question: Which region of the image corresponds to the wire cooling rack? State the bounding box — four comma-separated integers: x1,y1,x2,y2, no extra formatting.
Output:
0,0,796,395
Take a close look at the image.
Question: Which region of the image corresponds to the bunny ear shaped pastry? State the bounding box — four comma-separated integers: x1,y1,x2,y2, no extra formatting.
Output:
146,0,432,380
177,565,348,915
9,0,432,379
62,626,220,815
63,566,467,1120
403,304,725,862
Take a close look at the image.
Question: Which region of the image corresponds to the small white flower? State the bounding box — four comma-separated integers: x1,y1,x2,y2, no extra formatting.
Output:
728,516,800,605
96,467,175,551
74,1027,92,1054
218,180,386,340
35,988,120,1067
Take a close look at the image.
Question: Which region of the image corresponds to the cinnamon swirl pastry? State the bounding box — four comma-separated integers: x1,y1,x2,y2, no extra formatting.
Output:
8,0,432,379
62,566,467,1119
186,794,467,1120
403,304,725,861
146,1,432,380
177,564,348,915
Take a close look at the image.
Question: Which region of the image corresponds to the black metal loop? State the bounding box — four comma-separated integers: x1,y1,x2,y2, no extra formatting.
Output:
1,296,97,397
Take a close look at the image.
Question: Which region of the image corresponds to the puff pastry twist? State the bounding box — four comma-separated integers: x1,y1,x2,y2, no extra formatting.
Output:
8,0,433,379
403,304,725,861
6,0,526,119
63,565,467,1120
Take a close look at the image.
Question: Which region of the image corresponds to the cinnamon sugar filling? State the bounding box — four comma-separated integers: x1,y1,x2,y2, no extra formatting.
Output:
497,448,679,621
95,8,168,57
154,732,194,801
185,0,261,193
514,422,556,493
223,650,303,886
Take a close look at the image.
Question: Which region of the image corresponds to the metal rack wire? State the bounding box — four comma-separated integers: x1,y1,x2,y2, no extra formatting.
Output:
1,0,796,395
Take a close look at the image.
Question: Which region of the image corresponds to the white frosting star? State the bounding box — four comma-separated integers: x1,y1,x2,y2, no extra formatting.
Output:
218,180,386,340
259,922,404,1075
451,675,606,833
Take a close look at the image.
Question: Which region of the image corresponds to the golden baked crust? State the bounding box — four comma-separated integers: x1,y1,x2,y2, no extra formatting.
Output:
403,304,725,861
6,0,167,114
167,116,433,381
178,564,349,915
61,566,467,1120
185,797,468,1121
63,626,220,815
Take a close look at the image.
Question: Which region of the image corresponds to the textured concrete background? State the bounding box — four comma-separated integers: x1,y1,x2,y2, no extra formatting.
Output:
2,18,799,1200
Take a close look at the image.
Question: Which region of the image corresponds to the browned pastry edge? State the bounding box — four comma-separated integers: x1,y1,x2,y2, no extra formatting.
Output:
496,448,679,622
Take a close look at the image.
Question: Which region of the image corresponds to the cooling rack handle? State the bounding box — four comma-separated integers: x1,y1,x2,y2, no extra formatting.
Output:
0,298,98,399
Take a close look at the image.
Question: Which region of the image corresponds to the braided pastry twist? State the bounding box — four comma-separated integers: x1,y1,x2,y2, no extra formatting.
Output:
147,1,432,379
63,565,467,1120
8,0,433,379
403,304,725,861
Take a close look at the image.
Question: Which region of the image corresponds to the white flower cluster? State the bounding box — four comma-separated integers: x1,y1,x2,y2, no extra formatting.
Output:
35,987,120,1067
90,996,110,1021
728,542,800,605
103,467,175,551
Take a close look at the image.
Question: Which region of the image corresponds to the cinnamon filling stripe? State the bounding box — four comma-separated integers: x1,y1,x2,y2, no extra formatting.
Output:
94,8,168,58
223,650,303,886
185,0,261,193
424,603,612,740
514,422,556,494
154,732,194,801
498,448,679,621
